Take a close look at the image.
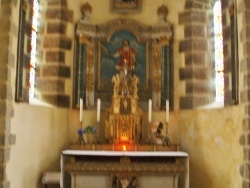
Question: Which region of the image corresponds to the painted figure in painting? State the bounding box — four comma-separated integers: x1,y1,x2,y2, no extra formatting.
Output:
112,39,136,70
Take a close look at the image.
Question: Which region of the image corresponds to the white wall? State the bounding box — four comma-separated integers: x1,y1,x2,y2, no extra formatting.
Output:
7,103,69,188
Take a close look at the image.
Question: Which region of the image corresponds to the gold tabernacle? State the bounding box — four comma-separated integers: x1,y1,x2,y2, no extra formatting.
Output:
105,60,143,144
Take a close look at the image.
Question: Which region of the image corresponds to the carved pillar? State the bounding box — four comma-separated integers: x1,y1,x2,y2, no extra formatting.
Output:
77,34,96,108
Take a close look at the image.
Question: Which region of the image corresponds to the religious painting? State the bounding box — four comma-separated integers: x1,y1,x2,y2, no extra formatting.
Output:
75,18,173,109
98,30,149,101
110,0,142,13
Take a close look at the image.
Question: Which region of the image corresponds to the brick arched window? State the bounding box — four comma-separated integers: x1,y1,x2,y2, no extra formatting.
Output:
15,0,39,102
213,0,224,103
29,0,39,99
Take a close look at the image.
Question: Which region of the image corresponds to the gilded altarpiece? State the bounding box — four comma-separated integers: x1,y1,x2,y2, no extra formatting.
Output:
66,6,190,188
74,18,173,110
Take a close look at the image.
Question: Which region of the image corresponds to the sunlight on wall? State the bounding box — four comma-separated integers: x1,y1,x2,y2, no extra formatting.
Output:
213,0,224,102
29,0,38,99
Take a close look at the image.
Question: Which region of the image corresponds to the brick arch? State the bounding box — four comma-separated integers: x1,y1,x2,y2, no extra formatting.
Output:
180,0,248,187
36,0,73,107
179,0,236,109
179,0,237,108
178,0,215,109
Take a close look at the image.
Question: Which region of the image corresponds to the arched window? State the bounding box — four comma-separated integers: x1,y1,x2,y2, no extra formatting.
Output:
29,0,39,99
213,0,224,103
15,0,39,102
15,0,28,102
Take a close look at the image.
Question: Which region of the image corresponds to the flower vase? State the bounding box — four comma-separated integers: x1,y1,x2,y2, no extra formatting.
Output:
77,133,85,144
87,134,96,144
155,136,163,145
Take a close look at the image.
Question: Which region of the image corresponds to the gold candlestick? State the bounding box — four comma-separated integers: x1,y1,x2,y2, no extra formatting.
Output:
96,121,100,144
164,121,171,146
166,121,169,135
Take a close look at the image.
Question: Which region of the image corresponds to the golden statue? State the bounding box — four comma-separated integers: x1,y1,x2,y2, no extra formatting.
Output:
105,58,143,144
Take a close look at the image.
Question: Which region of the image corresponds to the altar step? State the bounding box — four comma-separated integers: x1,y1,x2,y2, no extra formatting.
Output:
42,171,60,188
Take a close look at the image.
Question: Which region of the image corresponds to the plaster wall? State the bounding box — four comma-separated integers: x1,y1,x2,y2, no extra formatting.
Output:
179,105,243,188
7,104,69,188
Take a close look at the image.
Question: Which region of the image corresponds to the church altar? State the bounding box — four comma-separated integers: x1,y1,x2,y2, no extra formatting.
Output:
62,4,190,188
61,149,189,188
62,27,190,188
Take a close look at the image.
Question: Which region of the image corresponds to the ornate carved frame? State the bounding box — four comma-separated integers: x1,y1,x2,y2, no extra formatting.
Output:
110,0,142,14
75,18,173,110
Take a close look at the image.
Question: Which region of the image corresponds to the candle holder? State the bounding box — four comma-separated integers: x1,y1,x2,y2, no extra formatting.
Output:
164,121,172,146
166,122,169,135
147,122,154,145
77,121,85,145
96,121,101,144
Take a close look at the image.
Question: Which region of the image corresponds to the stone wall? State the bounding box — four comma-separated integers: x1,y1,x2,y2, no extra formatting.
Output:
36,0,73,107
179,1,246,187
178,0,239,107
0,0,17,187
178,1,215,109
0,0,73,187
238,0,250,187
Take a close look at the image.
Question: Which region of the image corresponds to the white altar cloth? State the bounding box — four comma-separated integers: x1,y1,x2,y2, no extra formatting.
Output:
62,149,189,157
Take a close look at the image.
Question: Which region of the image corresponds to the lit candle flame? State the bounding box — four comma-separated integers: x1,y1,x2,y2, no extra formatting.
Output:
122,145,126,151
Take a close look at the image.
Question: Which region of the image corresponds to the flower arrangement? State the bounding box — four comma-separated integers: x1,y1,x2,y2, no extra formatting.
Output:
78,125,98,135
149,121,172,145
151,121,164,144
151,121,163,136
77,125,98,144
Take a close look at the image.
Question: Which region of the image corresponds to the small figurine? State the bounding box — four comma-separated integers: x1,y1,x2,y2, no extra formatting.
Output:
81,2,92,22
157,5,169,25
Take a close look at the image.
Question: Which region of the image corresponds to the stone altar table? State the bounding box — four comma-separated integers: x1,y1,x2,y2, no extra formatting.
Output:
60,149,189,188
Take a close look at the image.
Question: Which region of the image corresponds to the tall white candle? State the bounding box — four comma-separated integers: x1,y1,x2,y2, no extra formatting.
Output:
97,98,101,122
166,100,169,123
80,98,83,122
148,99,152,123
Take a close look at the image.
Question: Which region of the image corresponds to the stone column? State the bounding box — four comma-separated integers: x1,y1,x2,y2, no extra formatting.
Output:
0,0,17,187
37,0,73,107
179,1,214,109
